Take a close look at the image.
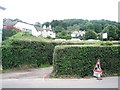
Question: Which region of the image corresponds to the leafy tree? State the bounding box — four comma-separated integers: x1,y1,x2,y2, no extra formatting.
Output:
42,22,50,27
34,22,42,27
51,20,67,30
84,30,97,40
67,24,80,32
50,20,61,28
85,22,94,30
54,26,65,33
92,22,102,33
79,24,86,31
56,31,71,39
103,25,119,40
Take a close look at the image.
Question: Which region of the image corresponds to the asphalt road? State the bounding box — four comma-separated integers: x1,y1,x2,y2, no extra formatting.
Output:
0,67,119,88
1,76,118,88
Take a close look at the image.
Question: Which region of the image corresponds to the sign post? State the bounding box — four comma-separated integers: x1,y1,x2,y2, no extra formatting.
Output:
102,33,108,41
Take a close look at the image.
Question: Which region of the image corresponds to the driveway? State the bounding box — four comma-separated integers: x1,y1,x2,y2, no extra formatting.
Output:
1,66,53,79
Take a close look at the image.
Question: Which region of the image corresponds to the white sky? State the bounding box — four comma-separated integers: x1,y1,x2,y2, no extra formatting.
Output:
0,0,119,24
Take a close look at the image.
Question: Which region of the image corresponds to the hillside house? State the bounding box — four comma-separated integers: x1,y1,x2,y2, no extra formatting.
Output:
13,21,56,38
14,22,41,37
41,25,56,38
3,18,56,38
34,25,56,38
71,31,85,39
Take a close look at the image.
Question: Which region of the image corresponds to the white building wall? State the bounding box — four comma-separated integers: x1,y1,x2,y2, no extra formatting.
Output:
14,22,40,37
71,31,85,38
71,31,79,37
71,33,76,37
42,30,47,38
47,31,56,38
51,32,56,38
15,24,56,38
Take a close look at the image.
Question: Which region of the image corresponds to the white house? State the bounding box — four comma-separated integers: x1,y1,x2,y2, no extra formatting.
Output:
47,30,56,38
14,22,41,37
35,25,56,38
0,6,6,43
14,22,56,38
71,30,85,39
44,25,56,38
71,31,80,37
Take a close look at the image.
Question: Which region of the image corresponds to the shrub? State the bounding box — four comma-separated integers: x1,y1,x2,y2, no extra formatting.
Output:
2,39,57,70
46,36,51,39
101,41,113,45
2,29,18,41
53,45,120,78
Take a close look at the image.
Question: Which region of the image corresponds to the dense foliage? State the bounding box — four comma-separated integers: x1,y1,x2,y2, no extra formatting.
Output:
42,19,120,40
53,45,120,78
84,30,97,40
2,29,18,41
103,25,120,40
2,39,56,70
4,18,120,40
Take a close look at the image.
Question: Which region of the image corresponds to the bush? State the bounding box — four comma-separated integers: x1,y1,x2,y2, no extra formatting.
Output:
46,36,51,39
2,29,18,41
2,39,57,70
53,45,120,78
101,41,113,45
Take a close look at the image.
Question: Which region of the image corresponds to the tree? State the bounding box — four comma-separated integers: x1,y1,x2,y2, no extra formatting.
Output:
54,26,65,33
51,20,67,30
92,22,102,33
50,20,61,28
56,30,71,39
85,22,94,30
67,24,80,32
34,22,42,27
42,22,50,27
84,30,97,40
103,25,119,40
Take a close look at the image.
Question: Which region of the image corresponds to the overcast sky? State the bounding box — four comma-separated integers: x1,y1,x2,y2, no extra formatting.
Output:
0,0,119,24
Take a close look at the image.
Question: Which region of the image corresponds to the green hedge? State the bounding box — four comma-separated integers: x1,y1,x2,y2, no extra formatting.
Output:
2,39,56,70
2,34,119,70
53,45,120,77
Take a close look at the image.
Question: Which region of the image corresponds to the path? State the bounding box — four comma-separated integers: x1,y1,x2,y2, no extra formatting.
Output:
1,66,53,79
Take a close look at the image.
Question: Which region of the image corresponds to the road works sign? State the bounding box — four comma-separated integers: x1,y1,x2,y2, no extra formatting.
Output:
93,59,102,79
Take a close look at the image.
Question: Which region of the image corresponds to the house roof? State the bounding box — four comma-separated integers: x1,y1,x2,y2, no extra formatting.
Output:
3,19,18,26
0,6,6,10
14,22,36,31
34,25,43,31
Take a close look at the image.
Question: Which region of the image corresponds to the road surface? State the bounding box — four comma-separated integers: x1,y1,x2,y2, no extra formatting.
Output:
1,77,118,88
0,67,119,88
